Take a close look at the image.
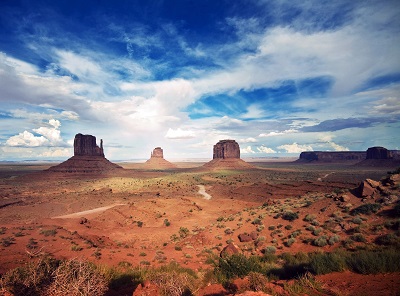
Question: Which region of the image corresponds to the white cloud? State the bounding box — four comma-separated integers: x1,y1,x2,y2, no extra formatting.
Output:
6,119,65,147
259,129,298,137
278,142,313,153
257,145,276,153
241,145,255,154
6,131,48,147
39,148,72,157
371,97,400,115
165,128,196,139
238,137,257,143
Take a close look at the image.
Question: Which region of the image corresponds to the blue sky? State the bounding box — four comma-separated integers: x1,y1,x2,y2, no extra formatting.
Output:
0,0,399,160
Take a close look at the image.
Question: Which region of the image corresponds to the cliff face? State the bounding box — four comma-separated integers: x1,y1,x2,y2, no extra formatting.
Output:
151,147,163,158
299,151,366,162
366,147,391,159
74,133,104,157
143,147,176,169
213,140,240,159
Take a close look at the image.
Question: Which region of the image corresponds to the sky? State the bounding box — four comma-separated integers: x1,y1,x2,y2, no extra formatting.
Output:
0,0,399,161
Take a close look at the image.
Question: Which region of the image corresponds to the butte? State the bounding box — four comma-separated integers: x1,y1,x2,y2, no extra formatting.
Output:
203,139,253,169
46,133,122,174
142,147,177,170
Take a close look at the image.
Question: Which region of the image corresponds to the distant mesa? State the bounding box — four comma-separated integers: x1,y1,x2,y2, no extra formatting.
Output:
203,139,253,169
142,147,177,170
47,133,122,173
298,146,400,167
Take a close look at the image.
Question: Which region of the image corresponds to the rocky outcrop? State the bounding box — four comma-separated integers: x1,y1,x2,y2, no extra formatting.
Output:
366,147,391,159
299,151,366,162
213,139,240,159
47,133,122,174
204,140,253,169
142,147,177,170
74,133,104,157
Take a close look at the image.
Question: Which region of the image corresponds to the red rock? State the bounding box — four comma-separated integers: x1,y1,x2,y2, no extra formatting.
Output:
366,146,391,159
143,147,177,170
357,181,376,198
74,133,104,157
220,243,241,258
238,233,252,242
213,139,240,159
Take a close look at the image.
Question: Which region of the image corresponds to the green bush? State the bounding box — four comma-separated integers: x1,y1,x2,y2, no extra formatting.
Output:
214,254,263,280
309,252,346,275
284,238,296,247
328,235,340,245
375,233,400,246
346,249,400,274
312,236,328,247
351,203,381,216
282,211,299,221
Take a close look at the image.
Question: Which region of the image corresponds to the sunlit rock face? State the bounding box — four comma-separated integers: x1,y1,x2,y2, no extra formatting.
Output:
213,140,240,159
150,147,163,158
143,147,177,169
73,133,104,157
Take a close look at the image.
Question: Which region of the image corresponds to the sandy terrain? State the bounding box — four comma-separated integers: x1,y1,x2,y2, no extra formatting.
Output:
0,160,399,295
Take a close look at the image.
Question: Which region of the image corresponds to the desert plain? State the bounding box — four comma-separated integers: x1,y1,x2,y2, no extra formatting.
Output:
0,159,399,295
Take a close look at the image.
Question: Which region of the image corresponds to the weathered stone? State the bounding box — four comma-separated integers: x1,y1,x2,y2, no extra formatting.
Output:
299,151,366,162
238,233,252,242
366,178,380,188
356,181,376,198
366,146,391,159
151,147,163,158
340,194,351,202
220,243,241,258
74,133,104,157
213,139,240,159
249,231,258,240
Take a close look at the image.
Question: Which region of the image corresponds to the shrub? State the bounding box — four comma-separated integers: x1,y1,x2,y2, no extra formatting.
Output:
303,214,316,222
312,236,328,247
268,225,276,231
351,203,381,216
309,252,346,275
39,228,57,237
351,233,367,243
46,259,108,296
263,246,277,254
252,218,263,225
285,225,293,230
352,216,363,224
282,211,299,221
346,249,400,274
164,219,171,227
284,238,296,247
214,254,263,280
328,235,341,245
247,272,269,292
179,227,189,238
375,233,400,246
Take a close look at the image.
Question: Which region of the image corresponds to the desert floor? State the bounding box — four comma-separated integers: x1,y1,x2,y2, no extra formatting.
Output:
0,160,399,295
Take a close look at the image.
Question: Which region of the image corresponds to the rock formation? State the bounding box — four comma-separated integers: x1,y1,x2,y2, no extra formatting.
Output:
299,151,366,162
142,147,177,170
74,133,104,157
47,133,122,173
213,139,240,159
203,139,253,169
366,146,391,159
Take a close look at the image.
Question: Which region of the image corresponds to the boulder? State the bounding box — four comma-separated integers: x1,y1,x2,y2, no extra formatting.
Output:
356,180,376,198
220,243,241,258
238,233,253,242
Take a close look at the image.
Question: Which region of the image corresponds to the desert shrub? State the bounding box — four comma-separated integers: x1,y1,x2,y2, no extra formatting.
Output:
101,264,144,292
393,203,400,217
1,237,15,247
46,259,108,296
0,257,59,296
282,211,299,221
284,238,296,247
224,228,233,235
39,229,57,237
346,249,400,274
285,225,293,230
247,272,270,292
179,227,190,238
164,219,171,227
312,236,328,247
312,228,323,236
303,214,316,222
351,203,381,216
328,235,341,245
283,272,322,295
352,216,363,224
214,254,263,281
147,262,198,296
252,218,262,225
375,233,400,246
351,233,367,243
268,225,276,230
137,221,143,227
309,252,346,275
263,246,277,254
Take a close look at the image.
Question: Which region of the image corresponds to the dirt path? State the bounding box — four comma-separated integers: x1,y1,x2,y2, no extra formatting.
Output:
52,203,126,219
318,172,333,181
197,185,212,200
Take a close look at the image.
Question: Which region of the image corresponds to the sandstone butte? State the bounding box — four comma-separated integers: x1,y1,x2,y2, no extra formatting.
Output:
142,147,177,170
203,139,254,169
46,133,122,173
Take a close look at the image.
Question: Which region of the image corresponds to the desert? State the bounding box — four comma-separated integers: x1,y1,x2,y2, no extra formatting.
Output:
0,137,399,296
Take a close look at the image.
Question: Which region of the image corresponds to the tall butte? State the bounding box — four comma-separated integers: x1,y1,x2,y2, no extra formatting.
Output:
142,147,177,169
203,139,253,169
47,133,122,173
